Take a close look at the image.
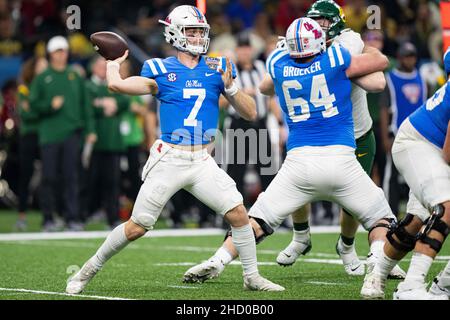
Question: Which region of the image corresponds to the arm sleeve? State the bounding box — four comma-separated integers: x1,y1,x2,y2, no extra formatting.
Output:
141,59,157,79
333,44,352,71
265,48,287,79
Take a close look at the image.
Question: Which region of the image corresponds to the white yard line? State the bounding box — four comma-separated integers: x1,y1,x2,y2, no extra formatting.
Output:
0,226,350,242
167,285,200,289
0,287,135,300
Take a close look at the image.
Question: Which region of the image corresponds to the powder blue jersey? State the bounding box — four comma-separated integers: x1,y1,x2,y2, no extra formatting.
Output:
141,56,236,145
409,80,450,149
267,44,354,151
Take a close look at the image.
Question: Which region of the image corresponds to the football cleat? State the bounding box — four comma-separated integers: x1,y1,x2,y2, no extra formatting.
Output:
394,281,448,300
66,260,100,294
429,272,450,297
276,240,312,266
243,273,285,292
387,264,407,280
361,269,385,299
183,258,225,283
335,238,365,276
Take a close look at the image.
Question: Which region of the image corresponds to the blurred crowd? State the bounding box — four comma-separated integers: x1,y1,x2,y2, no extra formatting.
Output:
0,0,447,231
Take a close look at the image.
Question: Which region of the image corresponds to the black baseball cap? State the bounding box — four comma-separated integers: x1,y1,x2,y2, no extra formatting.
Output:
397,42,417,57
236,33,251,47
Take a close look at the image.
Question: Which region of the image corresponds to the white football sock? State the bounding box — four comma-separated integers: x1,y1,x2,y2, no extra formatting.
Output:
231,224,258,276
212,246,234,265
292,228,310,244
90,223,130,269
368,240,397,278
337,237,354,252
404,252,433,285
369,240,384,258
373,250,398,279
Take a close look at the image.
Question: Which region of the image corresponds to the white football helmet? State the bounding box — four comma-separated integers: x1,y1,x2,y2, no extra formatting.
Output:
285,17,326,58
159,5,210,55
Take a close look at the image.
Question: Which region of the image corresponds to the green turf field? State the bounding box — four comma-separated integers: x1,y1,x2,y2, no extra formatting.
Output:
0,230,448,300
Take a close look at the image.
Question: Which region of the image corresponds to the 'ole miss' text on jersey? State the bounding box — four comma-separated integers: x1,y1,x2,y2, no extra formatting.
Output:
141,56,236,145
267,44,354,151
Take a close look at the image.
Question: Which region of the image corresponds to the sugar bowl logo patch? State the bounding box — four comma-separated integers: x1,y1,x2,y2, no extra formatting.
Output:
205,57,220,71
167,72,177,82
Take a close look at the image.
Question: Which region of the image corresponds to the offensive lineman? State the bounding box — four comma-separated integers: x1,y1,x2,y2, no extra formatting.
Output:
183,18,397,300
360,48,450,300
66,5,284,294
276,0,404,279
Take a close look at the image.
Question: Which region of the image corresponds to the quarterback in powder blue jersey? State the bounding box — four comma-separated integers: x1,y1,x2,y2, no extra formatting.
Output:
382,47,450,300
66,5,285,295
183,18,402,300
141,54,237,145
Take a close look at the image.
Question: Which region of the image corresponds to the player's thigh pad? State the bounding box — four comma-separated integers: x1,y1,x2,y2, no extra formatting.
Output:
333,153,395,230
185,156,243,216
392,119,450,209
131,159,185,230
248,152,314,229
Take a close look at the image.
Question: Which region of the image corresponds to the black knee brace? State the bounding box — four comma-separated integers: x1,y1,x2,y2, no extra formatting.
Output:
386,213,418,252
224,217,274,245
417,205,450,253
368,217,396,239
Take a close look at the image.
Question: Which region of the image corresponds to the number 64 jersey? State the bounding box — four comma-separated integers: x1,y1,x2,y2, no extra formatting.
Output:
267,44,354,151
141,56,236,146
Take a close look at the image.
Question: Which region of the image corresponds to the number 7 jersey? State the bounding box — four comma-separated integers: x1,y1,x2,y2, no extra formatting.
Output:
141,56,236,145
267,44,354,151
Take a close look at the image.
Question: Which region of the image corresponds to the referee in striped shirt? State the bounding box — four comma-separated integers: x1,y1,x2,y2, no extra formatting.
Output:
223,33,275,207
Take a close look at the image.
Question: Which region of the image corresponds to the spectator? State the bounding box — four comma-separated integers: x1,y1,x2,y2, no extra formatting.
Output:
85,55,130,229
380,42,427,216
15,56,48,231
29,36,95,231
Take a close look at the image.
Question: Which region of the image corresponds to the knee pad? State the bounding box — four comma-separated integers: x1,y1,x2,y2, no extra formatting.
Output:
368,217,396,238
131,213,155,231
224,217,274,245
386,213,418,252
417,205,450,253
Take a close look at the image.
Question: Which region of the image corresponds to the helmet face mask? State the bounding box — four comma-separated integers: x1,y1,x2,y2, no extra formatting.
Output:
159,5,210,56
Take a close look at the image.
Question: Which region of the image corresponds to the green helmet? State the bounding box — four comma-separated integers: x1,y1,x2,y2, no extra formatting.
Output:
306,0,347,40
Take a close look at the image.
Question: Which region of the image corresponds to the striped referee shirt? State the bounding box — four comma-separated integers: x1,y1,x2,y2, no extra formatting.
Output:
228,60,269,120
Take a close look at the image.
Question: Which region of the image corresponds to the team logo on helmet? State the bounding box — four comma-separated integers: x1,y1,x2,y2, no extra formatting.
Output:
191,6,205,23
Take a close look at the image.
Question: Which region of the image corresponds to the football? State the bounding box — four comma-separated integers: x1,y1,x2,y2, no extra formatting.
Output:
90,31,128,60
